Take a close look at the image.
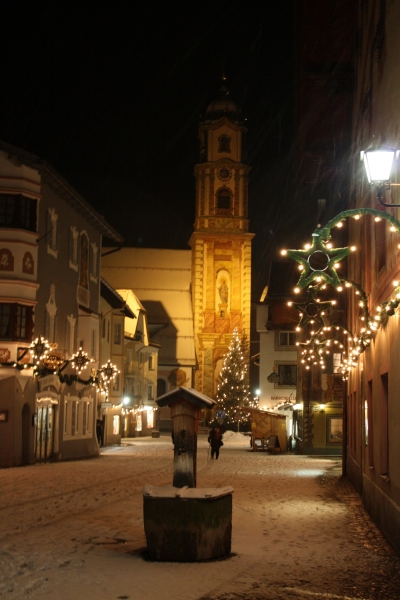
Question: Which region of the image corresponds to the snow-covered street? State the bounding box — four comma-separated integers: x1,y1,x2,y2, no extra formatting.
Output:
1,432,400,600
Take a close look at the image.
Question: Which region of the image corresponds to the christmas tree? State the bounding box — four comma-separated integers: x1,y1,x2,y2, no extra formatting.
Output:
216,328,254,427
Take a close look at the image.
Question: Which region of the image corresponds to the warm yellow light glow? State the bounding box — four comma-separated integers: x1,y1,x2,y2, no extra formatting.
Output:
281,249,287,256
294,287,300,294
336,222,343,228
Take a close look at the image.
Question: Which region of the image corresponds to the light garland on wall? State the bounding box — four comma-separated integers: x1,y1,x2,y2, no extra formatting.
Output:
0,335,119,393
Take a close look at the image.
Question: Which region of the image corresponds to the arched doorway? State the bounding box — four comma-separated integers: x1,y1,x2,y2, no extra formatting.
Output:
21,404,30,465
35,397,57,461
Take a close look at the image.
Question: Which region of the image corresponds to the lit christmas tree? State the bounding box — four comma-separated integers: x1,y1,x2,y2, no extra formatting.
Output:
216,328,254,428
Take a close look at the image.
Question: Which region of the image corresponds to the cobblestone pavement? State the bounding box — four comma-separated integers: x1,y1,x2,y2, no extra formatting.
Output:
1,438,400,600
199,460,400,600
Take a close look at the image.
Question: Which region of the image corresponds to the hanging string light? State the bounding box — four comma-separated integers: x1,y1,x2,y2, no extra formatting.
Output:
285,208,400,380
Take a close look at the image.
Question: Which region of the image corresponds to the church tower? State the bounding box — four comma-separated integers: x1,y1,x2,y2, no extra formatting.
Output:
189,80,254,399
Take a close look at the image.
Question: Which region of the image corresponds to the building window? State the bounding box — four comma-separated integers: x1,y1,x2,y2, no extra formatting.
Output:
276,331,297,349
148,384,153,401
112,373,120,392
0,303,33,341
47,208,58,257
275,363,297,387
148,355,154,370
0,194,37,232
380,373,389,476
147,410,154,429
69,226,79,271
136,413,142,432
325,352,342,374
90,242,98,281
367,380,373,467
125,376,135,395
326,416,343,443
218,134,231,153
79,233,89,289
217,189,231,210
113,415,120,435
64,395,93,439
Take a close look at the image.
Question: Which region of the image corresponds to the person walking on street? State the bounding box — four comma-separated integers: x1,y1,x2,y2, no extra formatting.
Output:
208,426,223,459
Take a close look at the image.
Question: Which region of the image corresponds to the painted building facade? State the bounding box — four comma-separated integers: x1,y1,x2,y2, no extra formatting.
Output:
0,141,122,467
346,0,400,554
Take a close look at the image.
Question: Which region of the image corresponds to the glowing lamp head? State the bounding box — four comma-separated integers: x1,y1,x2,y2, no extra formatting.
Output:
362,148,396,183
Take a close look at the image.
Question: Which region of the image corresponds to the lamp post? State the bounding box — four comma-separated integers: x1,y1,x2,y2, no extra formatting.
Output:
361,148,400,207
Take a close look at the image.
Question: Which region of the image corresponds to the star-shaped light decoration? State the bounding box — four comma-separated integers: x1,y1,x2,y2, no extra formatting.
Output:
286,230,351,289
30,336,51,364
98,360,120,383
293,286,333,330
299,335,328,369
70,347,93,374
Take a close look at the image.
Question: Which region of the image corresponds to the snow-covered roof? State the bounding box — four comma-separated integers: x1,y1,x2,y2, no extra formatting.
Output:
102,248,195,366
156,386,216,409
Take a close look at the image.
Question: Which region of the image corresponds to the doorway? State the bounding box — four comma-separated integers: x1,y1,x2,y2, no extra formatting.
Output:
35,404,54,461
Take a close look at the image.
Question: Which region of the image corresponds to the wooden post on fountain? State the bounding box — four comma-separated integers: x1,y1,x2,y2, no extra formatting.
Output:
156,386,215,487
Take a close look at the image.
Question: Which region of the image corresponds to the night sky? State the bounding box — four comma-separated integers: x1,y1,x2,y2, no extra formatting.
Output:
1,1,297,297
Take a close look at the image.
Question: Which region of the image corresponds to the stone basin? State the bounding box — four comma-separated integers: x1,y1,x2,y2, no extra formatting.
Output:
143,484,233,562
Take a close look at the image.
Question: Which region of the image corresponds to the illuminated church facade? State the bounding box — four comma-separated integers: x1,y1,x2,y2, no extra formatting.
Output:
102,83,253,403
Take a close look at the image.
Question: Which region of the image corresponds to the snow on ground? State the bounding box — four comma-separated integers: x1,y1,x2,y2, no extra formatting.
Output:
1,433,400,600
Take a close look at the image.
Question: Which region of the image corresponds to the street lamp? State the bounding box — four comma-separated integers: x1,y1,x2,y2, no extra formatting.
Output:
361,148,400,207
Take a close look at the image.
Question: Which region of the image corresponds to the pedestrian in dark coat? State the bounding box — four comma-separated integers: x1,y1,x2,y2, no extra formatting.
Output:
208,426,223,459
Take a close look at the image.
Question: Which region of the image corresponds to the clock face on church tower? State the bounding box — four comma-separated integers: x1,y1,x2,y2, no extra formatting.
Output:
217,166,232,181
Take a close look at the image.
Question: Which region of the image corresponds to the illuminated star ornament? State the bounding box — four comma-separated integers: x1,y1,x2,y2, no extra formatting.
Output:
299,336,328,368
293,286,333,329
286,230,351,288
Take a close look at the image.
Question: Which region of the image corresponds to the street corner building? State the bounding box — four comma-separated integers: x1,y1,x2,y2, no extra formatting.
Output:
0,140,123,468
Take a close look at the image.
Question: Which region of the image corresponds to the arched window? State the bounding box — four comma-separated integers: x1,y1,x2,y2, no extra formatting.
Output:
79,233,89,289
218,134,231,152
217,188,232,213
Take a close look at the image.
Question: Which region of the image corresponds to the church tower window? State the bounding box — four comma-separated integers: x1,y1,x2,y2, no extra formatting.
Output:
217,189,232,212
218,134,231,153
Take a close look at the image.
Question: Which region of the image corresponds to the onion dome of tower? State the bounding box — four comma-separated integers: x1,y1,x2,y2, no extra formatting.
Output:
205,77,243,125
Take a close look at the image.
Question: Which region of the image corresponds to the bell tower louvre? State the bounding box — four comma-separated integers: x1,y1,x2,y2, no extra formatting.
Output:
189,78,254,399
